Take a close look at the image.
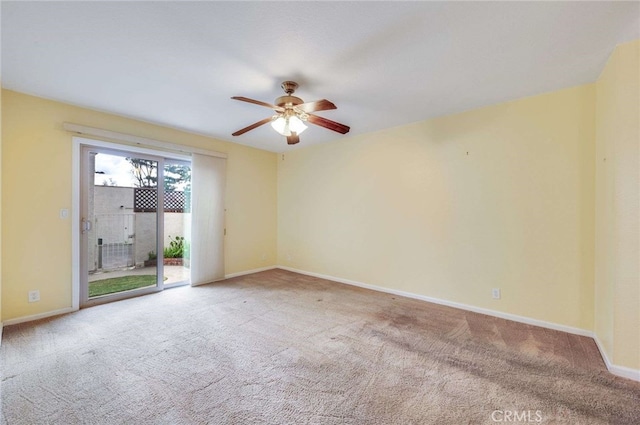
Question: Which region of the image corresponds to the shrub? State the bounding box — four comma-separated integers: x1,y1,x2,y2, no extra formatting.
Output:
164,235,187,259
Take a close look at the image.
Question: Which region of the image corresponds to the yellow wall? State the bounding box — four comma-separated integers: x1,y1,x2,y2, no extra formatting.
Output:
2,42,637,372
1,90,278,321
0,81,3,328
279,84,596,331
595,40,640,370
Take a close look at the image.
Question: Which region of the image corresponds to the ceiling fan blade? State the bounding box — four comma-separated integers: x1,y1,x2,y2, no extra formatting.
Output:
287,132,300,145
232,117,273,136
306,114,350,134
296,99,337,113
231,96,284,112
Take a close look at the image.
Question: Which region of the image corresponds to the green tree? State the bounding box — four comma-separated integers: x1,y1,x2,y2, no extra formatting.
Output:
127,158,158,188
127,159,190,193
164,164,191,192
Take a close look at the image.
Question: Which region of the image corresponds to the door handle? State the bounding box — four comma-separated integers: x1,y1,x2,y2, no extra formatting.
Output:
81,218,92,234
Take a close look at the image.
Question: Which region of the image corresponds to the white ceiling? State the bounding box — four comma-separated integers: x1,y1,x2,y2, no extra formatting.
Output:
2,1,638,153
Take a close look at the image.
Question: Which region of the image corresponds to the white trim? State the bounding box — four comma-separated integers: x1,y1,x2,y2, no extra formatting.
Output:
73,136,191,162
225,266,277,279
4,265,638,382
278,266,640,382
2,308,76,327
72,140,80,310
63,123,227,159
593,335,640,382
278,266,593,337
0,267,278,325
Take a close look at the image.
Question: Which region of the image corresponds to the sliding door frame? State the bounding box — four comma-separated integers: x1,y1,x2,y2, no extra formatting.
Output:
72,136,191,309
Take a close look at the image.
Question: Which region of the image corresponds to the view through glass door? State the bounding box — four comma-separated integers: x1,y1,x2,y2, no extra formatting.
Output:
80,146,191,307
161,158,192,289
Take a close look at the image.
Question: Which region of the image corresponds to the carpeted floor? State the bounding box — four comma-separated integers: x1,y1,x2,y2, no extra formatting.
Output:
2,269,639,424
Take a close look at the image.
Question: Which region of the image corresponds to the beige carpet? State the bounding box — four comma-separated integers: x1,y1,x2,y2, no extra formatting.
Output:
2,269,639,424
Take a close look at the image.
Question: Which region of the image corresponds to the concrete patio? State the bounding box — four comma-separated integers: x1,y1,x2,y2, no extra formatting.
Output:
88,265,190,286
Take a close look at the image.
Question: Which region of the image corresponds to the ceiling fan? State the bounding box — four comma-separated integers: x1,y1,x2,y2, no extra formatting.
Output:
231,81,350,145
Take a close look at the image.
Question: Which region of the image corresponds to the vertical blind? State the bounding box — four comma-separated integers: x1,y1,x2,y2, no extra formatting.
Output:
190,154,226,286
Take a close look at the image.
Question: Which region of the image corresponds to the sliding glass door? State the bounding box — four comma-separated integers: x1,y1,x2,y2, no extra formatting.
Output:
162,159,192,288
80,145,191,307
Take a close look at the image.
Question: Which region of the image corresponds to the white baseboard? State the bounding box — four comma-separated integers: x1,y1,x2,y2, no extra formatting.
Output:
278,266,592,336
225,266,277,279
2,267,277,326
2,307,77,327
4,267,638,382
277,266,640,382
593,335,640,381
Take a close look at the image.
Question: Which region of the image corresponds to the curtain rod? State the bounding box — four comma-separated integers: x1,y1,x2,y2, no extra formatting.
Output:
63,122,228,159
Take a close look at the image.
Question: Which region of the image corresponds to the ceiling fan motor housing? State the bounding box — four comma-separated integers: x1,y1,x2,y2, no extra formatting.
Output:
275,95,303,107
276,81,303,107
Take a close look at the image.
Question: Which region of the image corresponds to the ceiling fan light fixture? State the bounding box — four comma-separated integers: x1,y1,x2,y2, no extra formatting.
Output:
271,115,307,136
231,81,349,144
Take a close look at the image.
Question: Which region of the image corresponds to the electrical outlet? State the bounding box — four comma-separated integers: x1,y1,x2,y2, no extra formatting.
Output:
492,288,501,300
28,290,40,303
286,253,292,261
59,208,69,219
261,253,267,261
